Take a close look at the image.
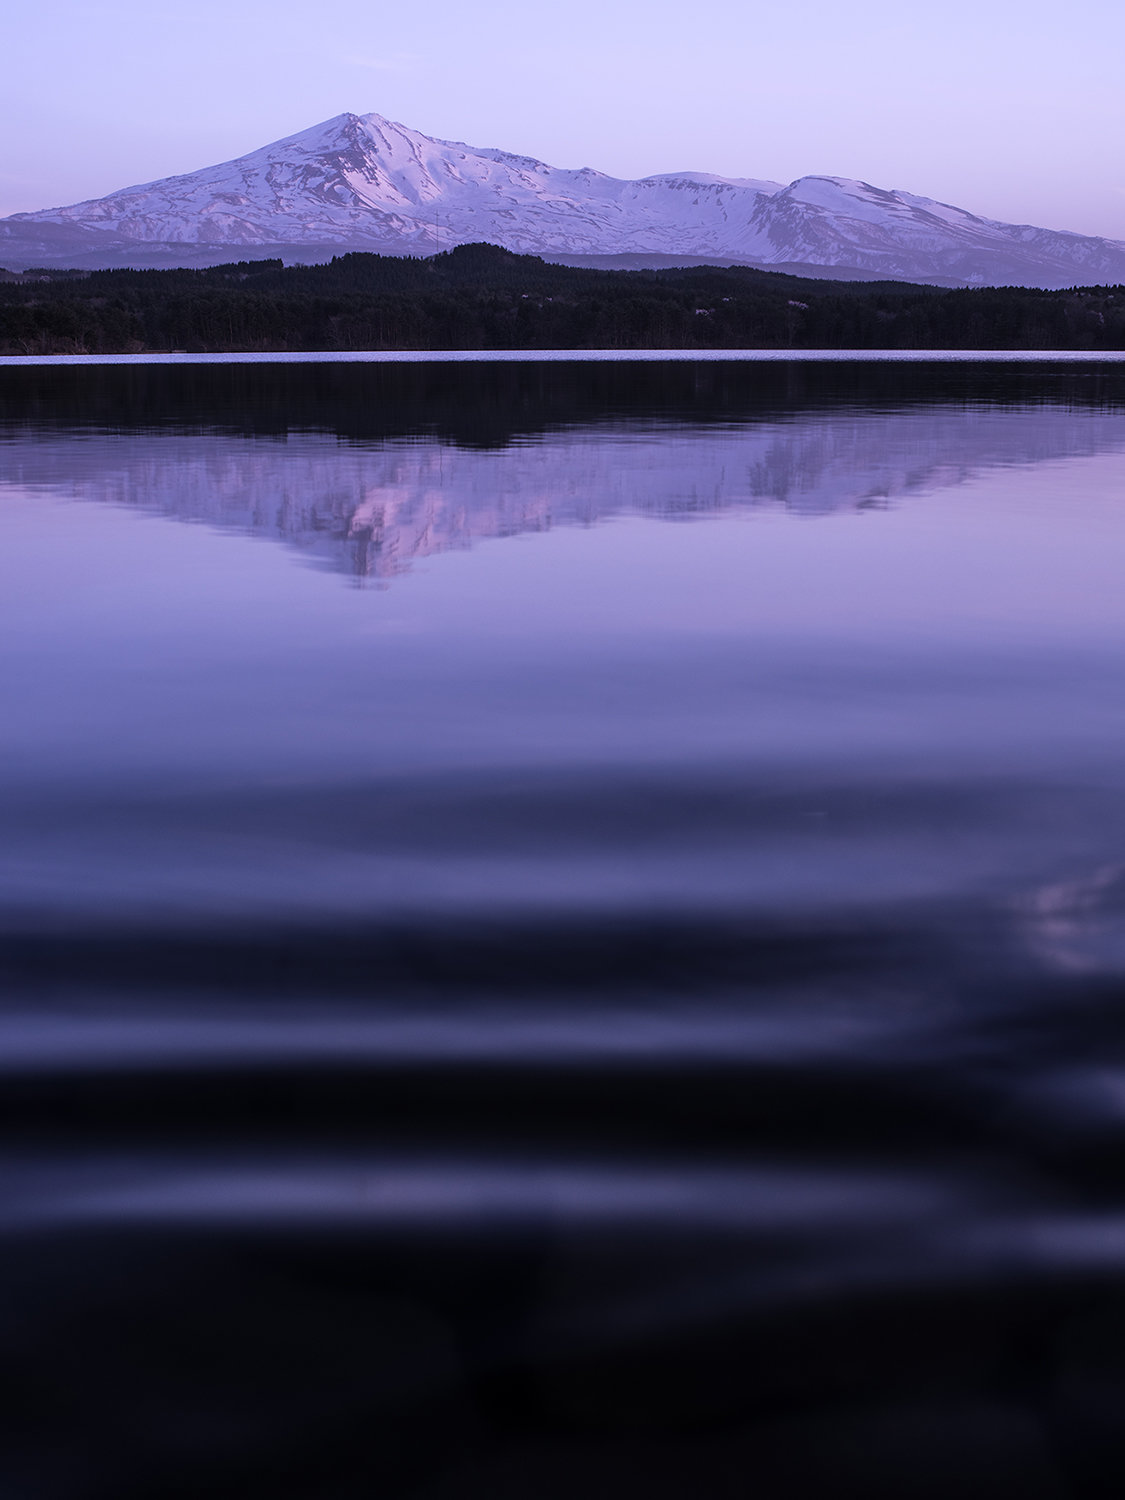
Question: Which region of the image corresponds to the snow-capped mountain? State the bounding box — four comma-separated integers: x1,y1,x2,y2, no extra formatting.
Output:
8,112,1125,287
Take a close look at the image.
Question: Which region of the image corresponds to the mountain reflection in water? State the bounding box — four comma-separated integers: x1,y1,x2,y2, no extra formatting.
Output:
6,362,1125,582
3,361,1125,1499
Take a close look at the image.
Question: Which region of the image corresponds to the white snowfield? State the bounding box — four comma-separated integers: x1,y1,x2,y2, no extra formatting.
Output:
8,112,1125,287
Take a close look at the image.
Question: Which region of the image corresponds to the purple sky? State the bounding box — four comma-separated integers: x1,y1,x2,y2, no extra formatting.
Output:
4,0,1124,239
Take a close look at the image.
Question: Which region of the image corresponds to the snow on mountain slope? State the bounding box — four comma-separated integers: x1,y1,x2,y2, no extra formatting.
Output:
745,176,1125,284
9,112,1125,287
10,113,786,260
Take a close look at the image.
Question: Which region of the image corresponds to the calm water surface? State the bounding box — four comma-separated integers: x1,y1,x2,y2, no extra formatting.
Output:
3,360,1125,1498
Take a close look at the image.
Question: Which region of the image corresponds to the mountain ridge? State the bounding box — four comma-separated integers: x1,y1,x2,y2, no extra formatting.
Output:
7,111,1125,288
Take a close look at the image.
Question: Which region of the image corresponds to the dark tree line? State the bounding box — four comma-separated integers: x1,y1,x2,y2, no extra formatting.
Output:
2,242,1123,354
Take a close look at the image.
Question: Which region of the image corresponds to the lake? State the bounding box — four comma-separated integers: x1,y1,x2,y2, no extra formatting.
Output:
3,356,1125,1498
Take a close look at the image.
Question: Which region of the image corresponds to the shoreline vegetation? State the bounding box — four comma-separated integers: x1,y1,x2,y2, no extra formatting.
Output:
2,242,1124,356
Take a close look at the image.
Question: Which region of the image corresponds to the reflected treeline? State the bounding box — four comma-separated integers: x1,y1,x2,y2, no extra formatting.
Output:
5,359,1125,448
6,383,1125,580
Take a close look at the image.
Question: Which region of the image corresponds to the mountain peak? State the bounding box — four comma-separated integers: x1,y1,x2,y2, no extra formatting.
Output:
6,114,1125,287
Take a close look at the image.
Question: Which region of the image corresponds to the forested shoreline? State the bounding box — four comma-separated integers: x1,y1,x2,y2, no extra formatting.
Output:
2,242,1124,354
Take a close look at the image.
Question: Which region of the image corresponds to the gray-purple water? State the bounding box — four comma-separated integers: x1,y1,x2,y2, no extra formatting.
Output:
3,359,1125,1498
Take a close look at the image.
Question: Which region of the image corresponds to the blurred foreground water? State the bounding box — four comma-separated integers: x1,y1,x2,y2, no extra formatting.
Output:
3,359,1125,1497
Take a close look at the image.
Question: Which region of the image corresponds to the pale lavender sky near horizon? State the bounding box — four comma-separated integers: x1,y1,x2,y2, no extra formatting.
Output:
4,0,1124,238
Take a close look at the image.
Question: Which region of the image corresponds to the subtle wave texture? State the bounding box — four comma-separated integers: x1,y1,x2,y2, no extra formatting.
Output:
4,361,1125,1498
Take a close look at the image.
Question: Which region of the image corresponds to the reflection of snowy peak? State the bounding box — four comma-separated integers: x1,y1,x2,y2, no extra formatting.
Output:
8,111,1125,287
12,405,1125,582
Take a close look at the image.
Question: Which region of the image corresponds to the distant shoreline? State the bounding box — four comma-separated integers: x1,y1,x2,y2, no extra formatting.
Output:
5,349,1125,367
3,246,1123,358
